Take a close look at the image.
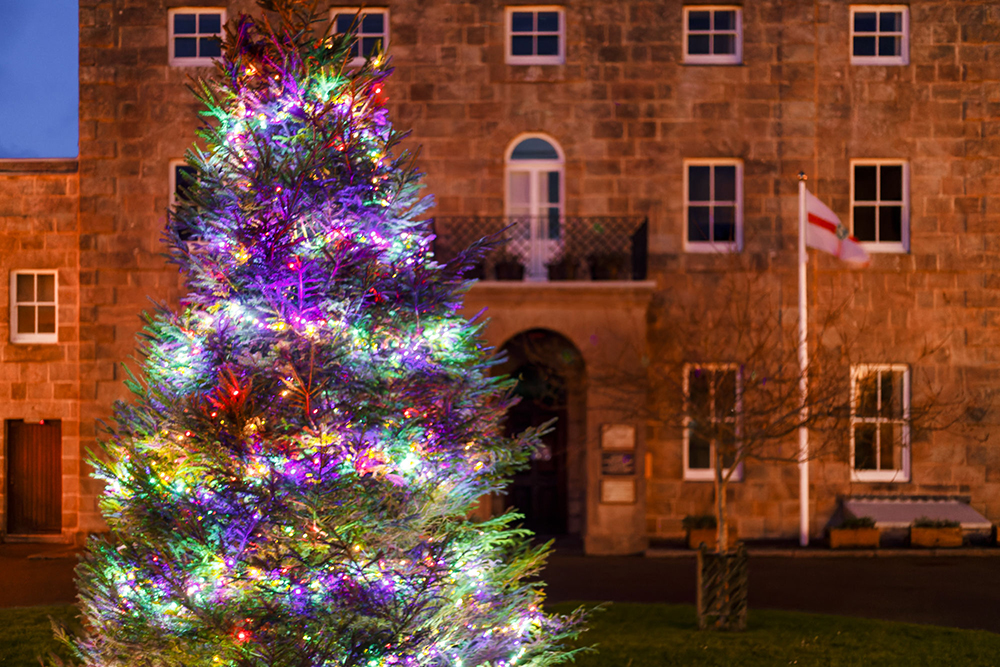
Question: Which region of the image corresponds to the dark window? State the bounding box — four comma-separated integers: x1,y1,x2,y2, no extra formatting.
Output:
334,11,388,60
852,9,904,60
508,9,562,61
687,163,739,245
171,10,223,62
685,7,740,61
852,163,904,244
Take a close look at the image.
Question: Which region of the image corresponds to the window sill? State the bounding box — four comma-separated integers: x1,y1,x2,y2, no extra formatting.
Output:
684,469,743,483
859,241,908,254
851,471,910,483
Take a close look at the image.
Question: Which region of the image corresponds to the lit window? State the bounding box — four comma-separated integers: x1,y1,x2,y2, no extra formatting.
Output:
11,271,57,344
683,6,742,65
684,364,742,482
684,159,742,252
505,7,565,65
851,365,910,482
168,8,226,67
851,159,908,253
505,134,564,280
331,8,389,62
850,5,908,65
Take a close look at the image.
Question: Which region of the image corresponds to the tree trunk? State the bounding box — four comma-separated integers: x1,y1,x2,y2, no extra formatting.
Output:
715,448,728,553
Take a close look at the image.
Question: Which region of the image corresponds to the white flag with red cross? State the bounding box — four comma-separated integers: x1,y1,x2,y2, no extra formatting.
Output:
804,190,870,266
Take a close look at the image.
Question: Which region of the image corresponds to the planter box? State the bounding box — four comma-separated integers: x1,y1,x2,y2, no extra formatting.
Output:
911,526,963,548
687,527,739,550
829,526,880,549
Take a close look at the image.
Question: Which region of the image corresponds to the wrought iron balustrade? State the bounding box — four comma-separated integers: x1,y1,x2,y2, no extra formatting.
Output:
431,216,648,281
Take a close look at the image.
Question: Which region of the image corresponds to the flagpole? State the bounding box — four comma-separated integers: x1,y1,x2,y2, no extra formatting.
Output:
797,172,810,547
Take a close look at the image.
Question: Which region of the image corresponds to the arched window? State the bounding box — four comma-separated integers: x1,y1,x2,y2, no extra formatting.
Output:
505,135,564,280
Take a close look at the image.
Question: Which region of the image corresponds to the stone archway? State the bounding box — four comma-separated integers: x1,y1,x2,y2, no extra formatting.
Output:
496,329,586,537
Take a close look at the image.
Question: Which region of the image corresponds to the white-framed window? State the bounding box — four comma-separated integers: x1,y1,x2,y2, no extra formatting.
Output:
850,159,908,253
505,134,565,280
683,6,742,65
683,364,742,482
168,8,226,67
683,158,743,252
10,271,58,344
505,6,565,65
850,5,909,65
169,159,197,208
850,364,910,482
331,8,389,63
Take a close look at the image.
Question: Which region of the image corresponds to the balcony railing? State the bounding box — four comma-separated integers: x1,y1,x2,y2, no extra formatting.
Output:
431,216,648,282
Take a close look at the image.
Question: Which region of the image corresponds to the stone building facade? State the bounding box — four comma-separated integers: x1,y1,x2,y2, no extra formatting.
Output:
2,0,1000,553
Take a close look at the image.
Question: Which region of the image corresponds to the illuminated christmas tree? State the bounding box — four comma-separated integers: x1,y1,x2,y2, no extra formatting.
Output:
66,2,582,665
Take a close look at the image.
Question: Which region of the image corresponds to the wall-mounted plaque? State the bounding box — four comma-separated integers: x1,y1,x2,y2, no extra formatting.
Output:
601,452,635,476
601,423,635,450
600,479,636,504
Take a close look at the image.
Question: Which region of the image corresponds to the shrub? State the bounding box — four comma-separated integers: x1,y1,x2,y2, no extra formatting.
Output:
839,516,877,529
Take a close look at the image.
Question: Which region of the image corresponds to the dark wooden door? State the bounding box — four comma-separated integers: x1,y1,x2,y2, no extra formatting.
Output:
6,420,62,534
505,366,568,535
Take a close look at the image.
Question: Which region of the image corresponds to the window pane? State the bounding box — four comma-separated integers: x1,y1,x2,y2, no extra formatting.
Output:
36,274,55,302
688,10,711,31
878,35,899,57
879,423,896,470
547,208,560,239
689,433,711,469
713,34,735,55
16,274,34,303
336,14,356,34
511,12,534,33
511,138,559,160
714,10,735,31
715,165,736,201
881,370,903,419
174,13,196,34
688,34,710,55
857,373,877,416
546,171,560,204
853,36,876,57
199,13,221,34
854,12,877,33
536,35,558,56
715,370,736,420
511,35,534,56
879,206,902,242
361,36,382,57
175,37,197,58
879,11,902,32
688,207,711,242
854,425,877,469
537,12,559,32
17,306,34,334
508,171,531,208
880,165,903,201
689,369,710,411
176,166,197,202
713,206,735,242
854,207,876,241
361,13,384,33
200,37,221,58
37,306,56,334
854,165,877,200
689,165,711,201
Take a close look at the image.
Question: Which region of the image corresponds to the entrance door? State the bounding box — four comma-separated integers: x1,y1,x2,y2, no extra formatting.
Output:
504,364,568,535
6,420,62,534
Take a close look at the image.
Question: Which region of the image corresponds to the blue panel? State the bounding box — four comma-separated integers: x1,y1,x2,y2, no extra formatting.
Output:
200,37,221,58
853,36,876,57
362,13,384,33
336,14,356,34
854,12,876,32
511,12,533,32
537,12,559,32
199,13,221,34
511,35,533,55
688,34,710,55
688,10,710,31
510,137,559,160
536,35,558,56
174,37,197,58
174,13,196,34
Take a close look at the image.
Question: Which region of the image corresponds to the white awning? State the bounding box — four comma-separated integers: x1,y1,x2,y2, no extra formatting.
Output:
842,497,992,530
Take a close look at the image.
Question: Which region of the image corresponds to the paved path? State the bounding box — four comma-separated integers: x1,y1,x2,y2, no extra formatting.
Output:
4,543,1000,634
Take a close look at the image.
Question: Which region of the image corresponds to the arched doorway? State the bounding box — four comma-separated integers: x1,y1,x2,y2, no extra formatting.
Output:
496,329,585,537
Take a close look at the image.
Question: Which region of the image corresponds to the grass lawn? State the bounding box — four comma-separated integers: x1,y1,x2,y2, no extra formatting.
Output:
3,603,1000,667
550,602,1000,667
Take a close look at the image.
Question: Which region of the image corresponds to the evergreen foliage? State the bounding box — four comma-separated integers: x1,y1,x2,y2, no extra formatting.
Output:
64,3,582,665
